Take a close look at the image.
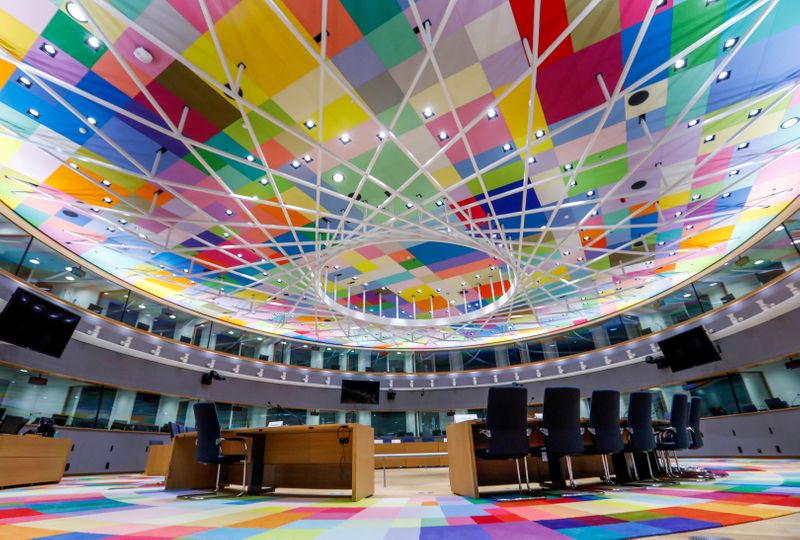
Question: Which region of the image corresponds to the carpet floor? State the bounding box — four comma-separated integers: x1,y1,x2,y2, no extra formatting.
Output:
0,459,798,539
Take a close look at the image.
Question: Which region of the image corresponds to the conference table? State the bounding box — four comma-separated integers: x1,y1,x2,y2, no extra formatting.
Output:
0,434,72,488
447,418,669,498
165,424,374,501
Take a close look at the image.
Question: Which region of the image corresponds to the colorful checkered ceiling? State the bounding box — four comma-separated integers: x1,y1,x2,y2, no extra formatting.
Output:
0,0,798,349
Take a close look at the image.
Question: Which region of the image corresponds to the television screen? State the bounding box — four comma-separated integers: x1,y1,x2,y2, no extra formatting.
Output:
340,379,380,404
0,288,81,358
658,326,720,372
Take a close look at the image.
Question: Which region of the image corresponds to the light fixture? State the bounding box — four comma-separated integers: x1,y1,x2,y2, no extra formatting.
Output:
339,133,351,144
40,43,57,57
422,107,434,119
66,1,89,22
754,259,765,265
781,117,799,129
584,235,591,241
290,160,301,169
246,154,255,162
685,224,694,230
86,36,101,49
222,232,230,238
302,154,313,163
376,131,386,140
728,169,740,176
670,251,677,256
674,58,687,70
586,190,595,197
224,209,233,216
527,156,536,164
29,258,40,265
434,200,444,207
27,108,40,118
716,70,730,81
138,233,147,240
405,202,414,209
304,119,316,129
17,76,32,88
737,142,749,150
332,172,344,183
703,134,715,143
276,278,283,283
691,193,701,200
687,118,699,127
564,163,573,171
148,250,156,255
438,131,448,141
577,256,584,261
723,37,739,50
118,218,127,224
774,225,785,232
746,108,761,118
102,196,112,204
535,129,545,139
563,250,570,256
65,275,75,281
133,46,153,64
674,210,683,217
101,179,111,186
107,227,116,232
502,142,512,152
486,108,497,119
657,240,665,246
683,293,692,298
259,177,268,185
721,192,732,198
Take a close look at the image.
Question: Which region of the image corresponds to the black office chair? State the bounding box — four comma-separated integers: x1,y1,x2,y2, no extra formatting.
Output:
168,422,184,439
380,435,393,443
475,386,531,493
587,390,623,484
625,392,659,482
421,435,435,442
148,439,164,447
0,407,6,421
688,396,703,451
181,402,248,499
765,397,789,410
400,435,415,443
0,415,28,435
656,394,690,477
541,387,585,489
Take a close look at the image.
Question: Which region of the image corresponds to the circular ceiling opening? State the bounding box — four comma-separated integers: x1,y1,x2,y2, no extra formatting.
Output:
627,90,649,106
318,241,515,327
631,180,648,190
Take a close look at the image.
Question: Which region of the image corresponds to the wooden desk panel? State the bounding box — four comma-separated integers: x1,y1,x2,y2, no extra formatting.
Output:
374,441,448,468
165,424,374,501
0,435,71,489
144,443,172,476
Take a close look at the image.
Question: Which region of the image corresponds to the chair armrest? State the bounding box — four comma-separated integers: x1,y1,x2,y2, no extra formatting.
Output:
479,429,491,438
586,427,596,435
217,436,248,454
539,427,549,436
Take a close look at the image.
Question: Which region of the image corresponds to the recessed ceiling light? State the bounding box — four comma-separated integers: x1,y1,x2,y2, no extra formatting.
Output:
304,119,316,129
302,154,313,163
682,293,692,298
101,179,111,186
107,227,116,232
703,134,715,143
138,233,147,240
728,169,740,176
17,76,32,88
118,218,127,224
656,0,667,6
66,1,89,22
691,194,701,200
535,129,545,139
590,210,598,216
563,250,570,256
737,142,749,150
583,235,591,241
405,202,414,209
687,118,699,127
434,200,444,207
103,196,112,204
29,258,40,265
721,192,731,198
723,37,738,50
673,58,687,70
87,116,97,125
339,133,351,144
290,160,301,169
224,209,233,216
747,108,761,118
65,275,75,281
422,107,434,119
246,154,255,162
781,117,799,129
502,142,512,152
685,224,694,230
674,210,683,217
276,278,283,283
86,36,101,49
564,163,573,171
754,259,765,265
148,249,156,255
487,108,497,119
527,156,536,164
40,43,57,57
438,131,448,141
716,70,731,81
774,225,785,232
586,190,595,197
670,251,677,256
27,108,40,118
577,256,584,261
450,299,456,304
259,177,268,185
376,131,386,140
222,232,230,238
332,172,344,183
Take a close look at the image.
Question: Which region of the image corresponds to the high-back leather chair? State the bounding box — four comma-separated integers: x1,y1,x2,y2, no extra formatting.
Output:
588,390,623,484
542,387,585,488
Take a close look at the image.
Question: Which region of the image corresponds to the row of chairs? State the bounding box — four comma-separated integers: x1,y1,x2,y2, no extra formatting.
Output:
479,386,708,492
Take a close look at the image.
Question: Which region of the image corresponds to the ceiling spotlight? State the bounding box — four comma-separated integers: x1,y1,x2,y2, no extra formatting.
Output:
102,197,112,204
66,1,89,22
377,131,387,140
40,43,57,57
148,250,156,255
29,258,40,265
716,70,731,82
438,131,449,141
68,162,78,169
691,193,701,200
687,118,699,127
332,172,344,183
781,117,799,129
435,200,444,207
577,256,584,261
405,202,414,209
224,209,233,216
747,108,761,118
673,58,687,70
86,36,101,49
259,177,268,185
754,259,765,265
703,134,715,143
101,179,111,186
737,142,749,150
670,251,677,256
535,129,545,139
563,250,570,256
118,218,127,225
682,293,692,298
590,210,598,216
685,224,694,230
222,232,230,238
65,275,75,281
450,299,456,304
339,133,351,144
721,191,731,198
304,119,316,129
87,116,97,125
586,190,595,197
133,46,153,64
657,240,665,246
460,281,466,286
502,142,512,152
527,156,536,164
564,163,573,171
290,160,301,169
775,225,785,232
246,154,255,162
583,235,591,241
302,154,313,163
422,107,434,119
27,108,40,118
486,108,497,119
138,233,147,240
436,288,442,292
723,36,739,50
78,127,87,134
17,76,32,88
728,169,740,176
276,278,283,283
107,227,116,233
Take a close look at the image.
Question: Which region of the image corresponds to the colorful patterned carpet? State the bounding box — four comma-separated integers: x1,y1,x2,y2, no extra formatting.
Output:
0,459,798,539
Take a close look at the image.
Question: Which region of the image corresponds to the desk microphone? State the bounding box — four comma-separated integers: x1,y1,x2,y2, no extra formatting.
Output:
266,401,302,425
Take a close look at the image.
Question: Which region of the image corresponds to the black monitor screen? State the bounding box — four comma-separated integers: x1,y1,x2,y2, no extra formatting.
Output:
340,379,380,404
0,288,81,358
658,326,720,372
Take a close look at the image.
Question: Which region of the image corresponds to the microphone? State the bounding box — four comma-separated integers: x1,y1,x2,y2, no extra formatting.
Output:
266,401,302,425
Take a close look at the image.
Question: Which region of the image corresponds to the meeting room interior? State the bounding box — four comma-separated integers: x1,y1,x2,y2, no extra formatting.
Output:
1,0,800,538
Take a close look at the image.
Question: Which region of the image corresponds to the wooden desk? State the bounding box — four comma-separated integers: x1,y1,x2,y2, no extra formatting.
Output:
374,441,448,468
0,434,71,488
165,424,374,501
144,443,173,476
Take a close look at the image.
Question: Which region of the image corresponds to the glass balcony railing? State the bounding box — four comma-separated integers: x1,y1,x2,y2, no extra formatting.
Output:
0,208,798,373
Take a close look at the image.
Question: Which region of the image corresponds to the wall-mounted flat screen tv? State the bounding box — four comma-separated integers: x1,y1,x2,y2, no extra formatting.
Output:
0,288,81,358
658,325,720,372
340,379,380,404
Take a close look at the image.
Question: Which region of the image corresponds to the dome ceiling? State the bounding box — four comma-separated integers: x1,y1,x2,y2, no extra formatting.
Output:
0,0,798,349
